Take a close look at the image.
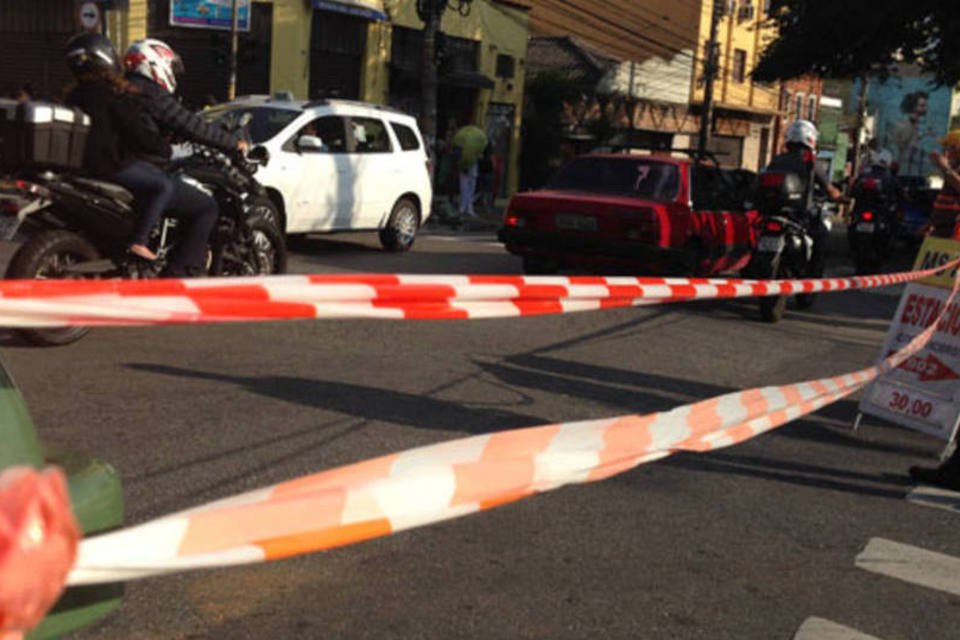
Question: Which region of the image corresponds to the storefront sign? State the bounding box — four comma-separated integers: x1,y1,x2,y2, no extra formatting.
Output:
860,236,960,441
170,0,251,31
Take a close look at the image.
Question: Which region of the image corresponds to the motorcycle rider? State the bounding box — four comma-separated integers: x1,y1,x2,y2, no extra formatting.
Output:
63,33,174,262
765,120,846,275
121,38,248,276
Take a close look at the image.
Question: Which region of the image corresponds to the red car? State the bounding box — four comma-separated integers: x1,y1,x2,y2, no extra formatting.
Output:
499,153,760,275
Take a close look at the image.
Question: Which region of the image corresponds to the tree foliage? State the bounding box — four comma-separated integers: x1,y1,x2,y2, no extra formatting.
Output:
754,0,960,85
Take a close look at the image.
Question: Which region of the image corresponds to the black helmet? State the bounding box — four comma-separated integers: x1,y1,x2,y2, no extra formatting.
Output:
65,32,120,76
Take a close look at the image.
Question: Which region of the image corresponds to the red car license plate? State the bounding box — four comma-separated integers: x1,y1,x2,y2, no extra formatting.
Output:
555,213,597,232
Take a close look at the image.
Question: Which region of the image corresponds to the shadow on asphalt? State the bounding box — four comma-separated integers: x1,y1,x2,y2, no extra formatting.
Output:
662,453,911,500
124,363,544,435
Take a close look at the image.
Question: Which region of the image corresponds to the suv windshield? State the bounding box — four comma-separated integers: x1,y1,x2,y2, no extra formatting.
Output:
201,106,301,144
548,157,679,201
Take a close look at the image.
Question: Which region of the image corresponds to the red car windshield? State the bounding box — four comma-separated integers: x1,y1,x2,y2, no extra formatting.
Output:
547,157,680,202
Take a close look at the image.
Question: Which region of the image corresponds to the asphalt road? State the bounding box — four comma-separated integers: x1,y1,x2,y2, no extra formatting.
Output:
3,227,958,639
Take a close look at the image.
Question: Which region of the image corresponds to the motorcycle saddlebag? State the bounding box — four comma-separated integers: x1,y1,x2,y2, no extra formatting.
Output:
0,99,90,171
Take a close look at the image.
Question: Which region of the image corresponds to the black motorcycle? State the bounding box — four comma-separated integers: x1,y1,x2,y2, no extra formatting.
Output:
846,168,900,274
0,145,287,346
747,171,827,323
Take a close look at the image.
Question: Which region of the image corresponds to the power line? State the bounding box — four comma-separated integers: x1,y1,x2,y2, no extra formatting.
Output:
535,0,696,61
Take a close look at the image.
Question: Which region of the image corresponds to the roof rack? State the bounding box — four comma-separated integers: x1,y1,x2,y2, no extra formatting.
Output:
300,98,410,117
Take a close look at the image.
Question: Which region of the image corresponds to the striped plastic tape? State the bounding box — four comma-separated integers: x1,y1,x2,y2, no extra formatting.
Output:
64,267,960,585
0,264,951,327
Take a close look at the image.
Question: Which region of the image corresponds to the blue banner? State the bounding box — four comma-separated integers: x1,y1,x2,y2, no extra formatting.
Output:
312,0,387,21
170,0,250,31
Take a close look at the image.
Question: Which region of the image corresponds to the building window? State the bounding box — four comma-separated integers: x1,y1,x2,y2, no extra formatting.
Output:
795,93,805,119
807,95,818,121
732,49,747,83
496,54,516,79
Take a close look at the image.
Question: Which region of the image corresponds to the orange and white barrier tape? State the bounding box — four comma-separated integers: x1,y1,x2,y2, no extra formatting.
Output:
65,269,959,586
0,265,949,327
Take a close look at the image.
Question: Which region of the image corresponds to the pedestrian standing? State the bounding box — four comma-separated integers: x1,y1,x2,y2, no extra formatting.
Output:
452,122,488,218
909,129,960,491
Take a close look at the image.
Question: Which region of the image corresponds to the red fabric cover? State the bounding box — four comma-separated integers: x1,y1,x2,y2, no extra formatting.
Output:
0,467,78,635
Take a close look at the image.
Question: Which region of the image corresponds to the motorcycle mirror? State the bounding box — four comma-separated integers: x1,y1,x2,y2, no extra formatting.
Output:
248,145,270,165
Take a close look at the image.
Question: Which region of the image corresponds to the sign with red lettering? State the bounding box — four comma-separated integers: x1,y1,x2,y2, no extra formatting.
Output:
860,236,960,441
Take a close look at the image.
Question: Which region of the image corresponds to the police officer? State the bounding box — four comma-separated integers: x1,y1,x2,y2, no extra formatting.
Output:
765,120,846,277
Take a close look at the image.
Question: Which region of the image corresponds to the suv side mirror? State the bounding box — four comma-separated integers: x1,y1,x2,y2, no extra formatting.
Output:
296,135,325,152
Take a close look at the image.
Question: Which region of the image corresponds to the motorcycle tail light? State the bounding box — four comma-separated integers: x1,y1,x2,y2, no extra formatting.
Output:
764,220,783,233
861,178,879,191
861,211,874,221
760,173,785,187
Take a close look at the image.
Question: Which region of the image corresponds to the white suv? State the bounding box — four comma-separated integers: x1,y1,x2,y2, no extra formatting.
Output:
203,96,433,252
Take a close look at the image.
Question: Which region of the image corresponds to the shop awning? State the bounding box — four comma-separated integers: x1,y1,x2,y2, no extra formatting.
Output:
312,0,387,21
440,70,495,90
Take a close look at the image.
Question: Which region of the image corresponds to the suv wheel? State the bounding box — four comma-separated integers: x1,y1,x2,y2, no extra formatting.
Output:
380,197,420,252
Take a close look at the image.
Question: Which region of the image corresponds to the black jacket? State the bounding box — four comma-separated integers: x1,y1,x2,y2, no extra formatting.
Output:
65,80,171,177
766,148,831,211
126,73,238,154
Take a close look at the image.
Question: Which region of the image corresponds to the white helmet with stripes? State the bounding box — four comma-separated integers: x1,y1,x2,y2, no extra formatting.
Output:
123,38,184,94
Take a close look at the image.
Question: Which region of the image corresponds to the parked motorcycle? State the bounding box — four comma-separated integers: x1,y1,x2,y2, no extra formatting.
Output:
846,168,900,274
0,145,287,346
747,171,827,323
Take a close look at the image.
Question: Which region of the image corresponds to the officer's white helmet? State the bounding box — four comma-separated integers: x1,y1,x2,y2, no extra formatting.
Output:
785,119,819,150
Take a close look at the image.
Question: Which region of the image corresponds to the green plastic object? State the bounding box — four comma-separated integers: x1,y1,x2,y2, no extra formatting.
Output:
0,356,125,639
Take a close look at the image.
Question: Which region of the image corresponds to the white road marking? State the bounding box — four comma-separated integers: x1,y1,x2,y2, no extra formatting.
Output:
855,537,960,596
907,485,960,515
793,617,883,640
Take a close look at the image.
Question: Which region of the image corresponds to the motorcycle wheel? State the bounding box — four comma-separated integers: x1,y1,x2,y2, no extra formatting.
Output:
6,230,98,347
795,262,823,311
853,252,880,276
757,255,791,323
247,212,288,275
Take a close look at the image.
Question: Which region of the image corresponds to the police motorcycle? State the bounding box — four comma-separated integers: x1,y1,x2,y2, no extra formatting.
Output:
747,161,829,323
846,163,900,274
0,100,287,346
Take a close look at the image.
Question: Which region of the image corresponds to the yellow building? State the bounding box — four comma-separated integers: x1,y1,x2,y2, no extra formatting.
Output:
688,0,780,169
527,0,780,170
100,0,528,195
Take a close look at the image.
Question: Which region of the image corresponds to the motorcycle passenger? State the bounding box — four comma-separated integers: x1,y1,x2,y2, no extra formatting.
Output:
122,38,248,276
63,33,174,263
765,120,846,275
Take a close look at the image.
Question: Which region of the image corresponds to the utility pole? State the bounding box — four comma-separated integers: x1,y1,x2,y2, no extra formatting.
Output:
627,61,636,146
850,76,869,181
697,0,723,157
417,0,472,181
227,0,241,100
418,0,446,176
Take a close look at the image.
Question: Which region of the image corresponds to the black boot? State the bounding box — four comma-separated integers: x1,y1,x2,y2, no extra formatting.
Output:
909,449,960,491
